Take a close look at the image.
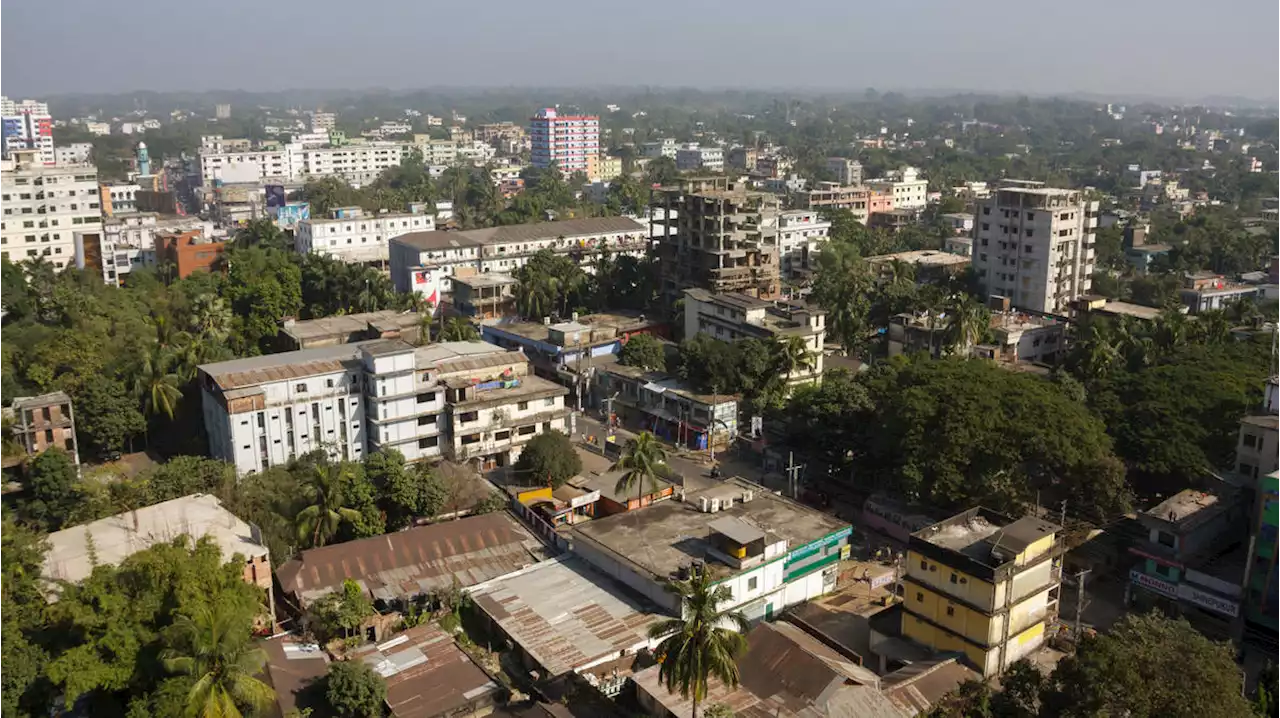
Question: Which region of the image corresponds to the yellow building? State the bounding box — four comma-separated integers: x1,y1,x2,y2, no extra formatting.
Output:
596,155,624,181
900,508,1062,676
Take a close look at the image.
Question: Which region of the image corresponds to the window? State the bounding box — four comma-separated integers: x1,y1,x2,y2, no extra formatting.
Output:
296,383,308,393
418,436,438,449
915,592,924,602
517,401,529,411
494,430,511,441
980,253,987,262
459,411,479,423
417,414,436,426
981,223,989,231
461,433,481,445
256,414,264,429
1024,244,1033,252
1240,462,1255,477
1153,563,1175,578
416,392,436,404
517,425,537,436
1244,434,1258,449
919,560,928,570
544,398,555,407
949,573,958,584
983,207,990,215
946,606,955,617
326,378,335,388
1155,530,1176,548
1026,212,1035,220
748,576,758,591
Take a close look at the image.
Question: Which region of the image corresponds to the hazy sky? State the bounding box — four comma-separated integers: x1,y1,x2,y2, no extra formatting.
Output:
4,0,1278,100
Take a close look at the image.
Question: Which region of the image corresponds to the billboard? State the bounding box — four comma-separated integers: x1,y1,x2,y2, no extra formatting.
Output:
411,267,445,315
270,202,310,229
265,184,286,208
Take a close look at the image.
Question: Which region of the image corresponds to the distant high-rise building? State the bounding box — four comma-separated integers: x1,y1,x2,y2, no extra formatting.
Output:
2,97,54,164
826,157,863,185
971,181,1098,314
528,108,599,177
136,142,151,176
214,103,232,120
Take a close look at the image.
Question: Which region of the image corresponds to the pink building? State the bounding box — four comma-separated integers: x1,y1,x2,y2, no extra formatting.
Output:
529,108,599,177
868,189,895,215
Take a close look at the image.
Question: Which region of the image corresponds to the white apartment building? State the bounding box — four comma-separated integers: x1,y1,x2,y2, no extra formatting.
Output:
311,112,337,132
294,205,436,264
683,288,826,387
415,138,458,166
867,165,929,210
767,209,831,279
199,340,569,475
0,151,101,269
972,182,1099,314
55,143,94,166
641,139,678,159
455,140,498,166
197,136,406,188
0,97,48,116
90,213,214,286
389,217,647,300
675,144,725,172
83,122,111,136
101,181,142,216
826,157,863,185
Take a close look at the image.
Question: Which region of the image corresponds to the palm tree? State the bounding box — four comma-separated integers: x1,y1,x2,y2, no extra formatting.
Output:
646,565,750,718
190,293,232,341
771,336,816,383
1154,308,1190,351
943,295,989,355
1069,321,1120,384
440,317,479,342
516,274,558,320
1194,309,1232,345
295,462,362,548
161,603,274,718
612,431,669,509
134,344,184,422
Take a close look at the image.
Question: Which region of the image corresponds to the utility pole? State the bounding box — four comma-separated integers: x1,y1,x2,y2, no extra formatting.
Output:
1073,569,1091,640
708,391,718,466
1059,500,1068,527
785,452,803,499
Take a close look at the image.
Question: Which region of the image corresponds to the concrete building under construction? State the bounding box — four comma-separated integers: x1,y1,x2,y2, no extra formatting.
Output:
651,177,782,306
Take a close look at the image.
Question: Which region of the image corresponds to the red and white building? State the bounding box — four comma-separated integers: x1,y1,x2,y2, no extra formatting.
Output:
1,110,54,165
529,108,599,177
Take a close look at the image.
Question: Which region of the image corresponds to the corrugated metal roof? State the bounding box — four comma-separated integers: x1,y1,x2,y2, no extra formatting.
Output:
351,624,499,718
276,512,543,604
469,556,663,678
394,217,644,253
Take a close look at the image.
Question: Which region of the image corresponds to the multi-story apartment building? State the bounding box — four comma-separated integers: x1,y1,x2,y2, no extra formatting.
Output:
795,182,871,222
474,122,524,147
902,509,1063,676
155,230,226,279
529,108,599,177
971,182,1099,314
1244,471,1278,643
0,97,47,116
641,139,677,159
86,213,214,286
2,98,54,164
866,166,928,210
8,392,80,465
199,340,569,474
651,177,782,304
99,181,142,216
294,205,435,265
197,136,406,188
414,137,458,166
389,217,647,300
55,143,94,167
683,289,825,386
768,209,831,279
754,155,791,179
826,157,863,185
727,147,758,171
675,144,725,173
0,151,101,270
311,112,337,133
1234,377,1279,484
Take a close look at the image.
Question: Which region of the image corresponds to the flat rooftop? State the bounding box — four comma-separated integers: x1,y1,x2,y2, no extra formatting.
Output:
43,494,267,586
990,311,1061,334
454,272,517,289
468,556,663,678
914,509,1059,567
282,310,421,343
602,364,740,407
483,312,658,345
572,478,847,581
199,342,363,391
866,250,971,268
1094,301,1164,321
1143,488,1236,531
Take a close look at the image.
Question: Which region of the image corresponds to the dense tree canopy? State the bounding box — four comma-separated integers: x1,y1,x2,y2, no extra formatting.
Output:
512,430,582,488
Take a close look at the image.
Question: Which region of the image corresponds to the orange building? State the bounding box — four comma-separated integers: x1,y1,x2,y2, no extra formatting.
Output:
155,230,226,278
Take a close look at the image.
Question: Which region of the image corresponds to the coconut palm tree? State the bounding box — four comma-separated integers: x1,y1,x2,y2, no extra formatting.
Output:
771,335,816,383
1069,321,1120,384
189,293,232,341
646,565,750,718
943,295,989,355
134,344,184,422
1194,309,1232,345
612,431,669,510
516,275,558,320
440,317,479,342
161,603,274,718
295,462,362,548
1154,308,1190,351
